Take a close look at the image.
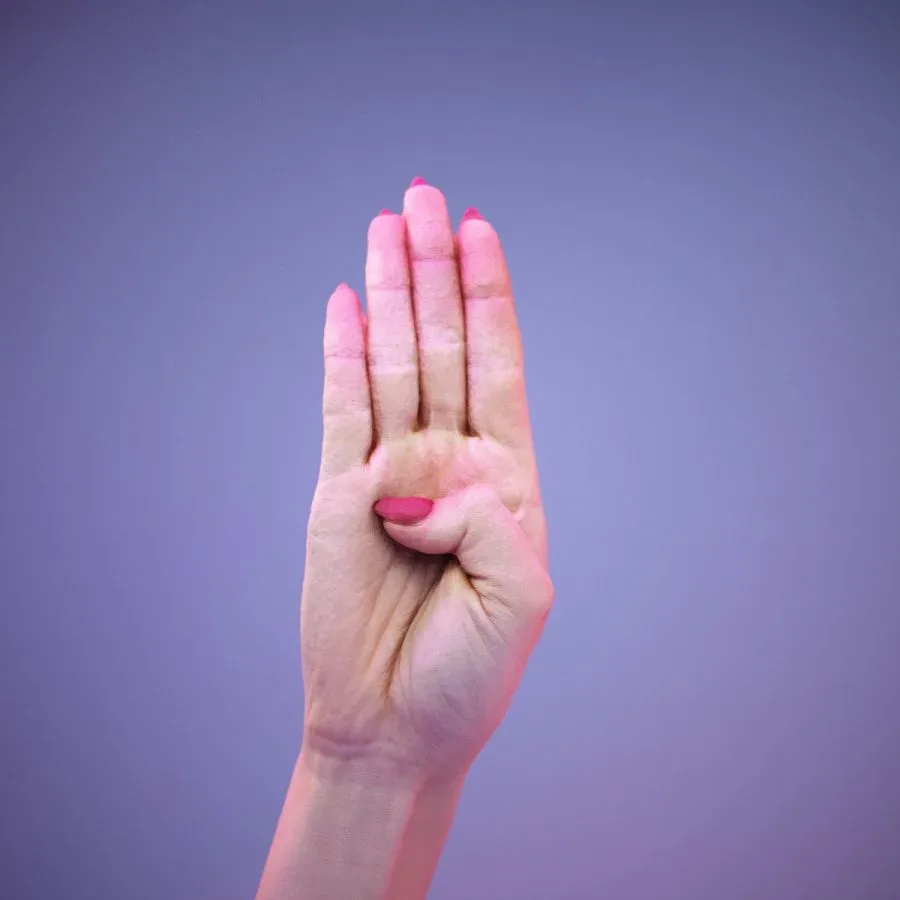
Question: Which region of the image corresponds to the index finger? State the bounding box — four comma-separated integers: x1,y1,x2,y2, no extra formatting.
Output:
457,211,532,451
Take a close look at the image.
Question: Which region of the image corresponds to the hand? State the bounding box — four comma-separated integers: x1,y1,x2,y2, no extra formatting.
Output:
301,178,553,783
256,179,553,899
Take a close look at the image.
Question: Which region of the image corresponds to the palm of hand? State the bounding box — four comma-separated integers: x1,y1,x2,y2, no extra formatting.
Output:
301,182,551,779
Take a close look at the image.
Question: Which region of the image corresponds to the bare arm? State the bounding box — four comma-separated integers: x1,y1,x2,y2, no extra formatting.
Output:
256,749,463,899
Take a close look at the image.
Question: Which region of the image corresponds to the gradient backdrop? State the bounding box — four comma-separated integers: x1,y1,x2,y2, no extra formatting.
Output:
1,2,899,898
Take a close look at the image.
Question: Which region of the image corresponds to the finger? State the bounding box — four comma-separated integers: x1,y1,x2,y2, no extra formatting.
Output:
457,211,532,450
375,485,554,622
403,180,467,432
365,210,419,442
320,283,372,478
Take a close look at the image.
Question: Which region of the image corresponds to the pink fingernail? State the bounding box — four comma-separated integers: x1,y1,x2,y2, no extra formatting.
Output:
374,496,434,525
378,208,393,216
462,207,483,221
409,176,428,187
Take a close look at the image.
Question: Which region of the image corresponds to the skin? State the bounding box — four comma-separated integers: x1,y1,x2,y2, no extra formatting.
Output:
256,180,554,900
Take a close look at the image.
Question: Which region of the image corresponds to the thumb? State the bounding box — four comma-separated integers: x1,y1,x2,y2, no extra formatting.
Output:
373,485,554,618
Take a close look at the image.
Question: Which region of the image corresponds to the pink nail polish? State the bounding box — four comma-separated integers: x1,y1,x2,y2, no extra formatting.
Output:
409,176,428,187
374,496,434,525
462,207,483,221
378,208,393,216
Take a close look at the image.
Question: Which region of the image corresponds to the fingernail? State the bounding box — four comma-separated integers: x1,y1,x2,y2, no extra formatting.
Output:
374,496,434,525
378,208,393,216
462,207,483,221
409,176,428,187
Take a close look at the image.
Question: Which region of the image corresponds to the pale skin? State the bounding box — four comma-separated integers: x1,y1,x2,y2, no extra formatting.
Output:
255,178,554,900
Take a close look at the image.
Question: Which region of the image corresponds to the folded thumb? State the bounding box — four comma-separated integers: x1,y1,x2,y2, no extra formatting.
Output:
373,485,553,618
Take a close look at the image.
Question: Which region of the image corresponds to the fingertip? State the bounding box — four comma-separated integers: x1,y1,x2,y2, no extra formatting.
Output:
403,178,448,212
456,216,504,275
457,213,497,239
368,207,406,241
325,285,364,357
327,282,360,315
374,496,434,525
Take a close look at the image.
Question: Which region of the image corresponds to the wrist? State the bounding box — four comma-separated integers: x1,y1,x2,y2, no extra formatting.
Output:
256,744,466,900
298,734,469,793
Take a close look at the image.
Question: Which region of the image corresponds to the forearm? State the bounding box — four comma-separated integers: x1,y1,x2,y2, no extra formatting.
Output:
255,746,465,900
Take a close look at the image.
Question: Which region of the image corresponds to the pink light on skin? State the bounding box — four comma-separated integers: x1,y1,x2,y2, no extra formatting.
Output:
461,207,483,221
373,496,434,525
409,176,428,187
378,209,393,216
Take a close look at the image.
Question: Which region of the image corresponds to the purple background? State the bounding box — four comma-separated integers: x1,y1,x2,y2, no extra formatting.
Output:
2,3,899,898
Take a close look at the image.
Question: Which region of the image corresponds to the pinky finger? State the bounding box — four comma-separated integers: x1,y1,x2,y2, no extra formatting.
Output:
320,283,373,478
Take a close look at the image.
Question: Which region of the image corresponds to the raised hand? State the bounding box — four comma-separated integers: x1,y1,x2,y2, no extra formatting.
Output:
256,179,553,899
301,179,553,783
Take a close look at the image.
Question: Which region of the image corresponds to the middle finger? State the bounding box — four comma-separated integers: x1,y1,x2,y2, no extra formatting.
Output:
403,179,467,432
